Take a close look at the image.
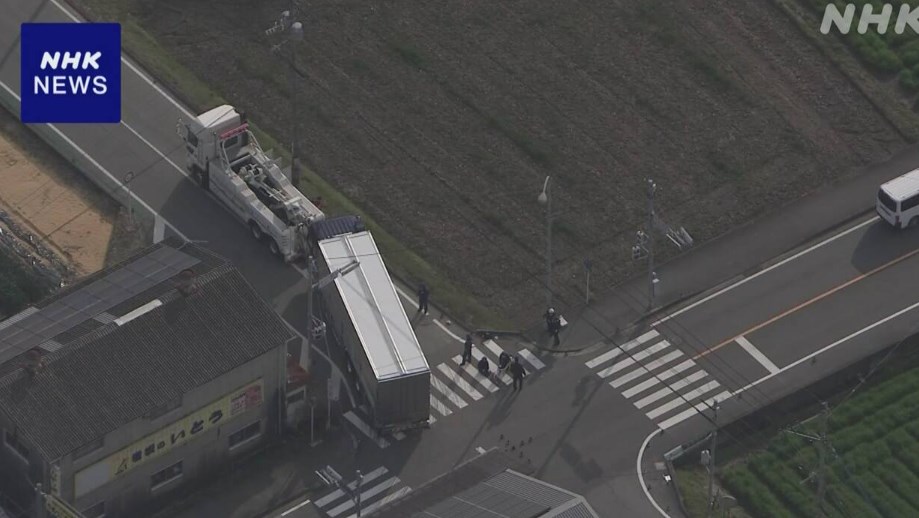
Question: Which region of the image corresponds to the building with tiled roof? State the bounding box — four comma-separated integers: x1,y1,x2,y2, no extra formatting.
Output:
0,239,294,518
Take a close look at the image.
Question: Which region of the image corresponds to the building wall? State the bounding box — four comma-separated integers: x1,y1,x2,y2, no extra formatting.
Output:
0,414,44,508
53,345,285,517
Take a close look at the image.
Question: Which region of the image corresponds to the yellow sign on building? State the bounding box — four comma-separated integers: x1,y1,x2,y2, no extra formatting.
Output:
104,379,263,478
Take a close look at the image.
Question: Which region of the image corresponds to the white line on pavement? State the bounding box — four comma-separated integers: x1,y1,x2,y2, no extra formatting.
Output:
637,428,671,518
621,359,696,398
735,335,780,374
598,341,670,379
658,390,732,431
345,486,412,518
343,411,390,449
585,330,659,369
280,499,312,517
437,364,483,401
634,371,707,409
653,216,879,326
0,84,190,242
518,348,546,370
737,298,919,397
394,285,464,343
646,380,721,419
476,446,487,454
431,375,468,409
314,467,388,507
452,356,499,392
611,350,684,389
153,216,165,243
327,476,401,517
430,394,452,416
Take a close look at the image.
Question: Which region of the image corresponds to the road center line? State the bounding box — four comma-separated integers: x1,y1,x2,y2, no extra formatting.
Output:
654,216,878,326
694,245,919,359
734,336,779,374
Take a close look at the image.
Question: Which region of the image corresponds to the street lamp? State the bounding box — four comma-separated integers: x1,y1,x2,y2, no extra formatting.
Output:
537,176,552,309
266,12,303,185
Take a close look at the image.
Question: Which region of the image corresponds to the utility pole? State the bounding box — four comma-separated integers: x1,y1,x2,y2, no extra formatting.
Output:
537,176,552,309
265,11,303,185
706,399,719,518
816,401,830,518
645,178,656,310
123,171,135,231
785,401,831,518
631,178,693,312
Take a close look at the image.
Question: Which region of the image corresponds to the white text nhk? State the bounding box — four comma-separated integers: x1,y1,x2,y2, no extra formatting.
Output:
33,51,107,95
821,3,919,34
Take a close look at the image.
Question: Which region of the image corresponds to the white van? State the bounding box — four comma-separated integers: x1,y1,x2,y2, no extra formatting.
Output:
877,168,919,229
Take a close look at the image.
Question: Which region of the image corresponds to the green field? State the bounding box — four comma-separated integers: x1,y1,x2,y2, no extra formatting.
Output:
811,1,919,92
695,355,919,517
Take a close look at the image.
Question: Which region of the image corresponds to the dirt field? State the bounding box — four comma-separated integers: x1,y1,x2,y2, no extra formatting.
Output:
79,0,911,326
0,106,150,286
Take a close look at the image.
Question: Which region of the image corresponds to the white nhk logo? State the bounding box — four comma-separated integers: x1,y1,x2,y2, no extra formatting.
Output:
33,51,107,95
821,3,919,34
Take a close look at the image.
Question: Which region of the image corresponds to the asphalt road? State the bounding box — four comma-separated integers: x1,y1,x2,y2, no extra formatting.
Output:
7,2,919,518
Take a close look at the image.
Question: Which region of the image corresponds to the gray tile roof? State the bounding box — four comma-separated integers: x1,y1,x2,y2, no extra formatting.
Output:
369,450,600,518
0,241,294,461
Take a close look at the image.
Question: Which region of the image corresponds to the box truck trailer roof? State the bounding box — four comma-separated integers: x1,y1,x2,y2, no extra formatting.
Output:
318,231,429,380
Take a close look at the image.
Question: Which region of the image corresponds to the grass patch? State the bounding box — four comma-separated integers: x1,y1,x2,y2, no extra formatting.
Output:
675,341,919,517
485,115,554,167
72,0,501,328
390,41,428,71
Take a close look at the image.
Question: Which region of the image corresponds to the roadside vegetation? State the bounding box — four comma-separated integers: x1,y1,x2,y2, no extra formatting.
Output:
675,341,919,517
0,251,51,318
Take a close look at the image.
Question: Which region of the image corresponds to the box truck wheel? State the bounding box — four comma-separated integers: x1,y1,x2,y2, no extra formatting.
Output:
249,222,263,240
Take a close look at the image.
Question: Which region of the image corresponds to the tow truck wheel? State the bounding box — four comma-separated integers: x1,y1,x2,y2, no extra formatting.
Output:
249,222,263,240
268,239,281,257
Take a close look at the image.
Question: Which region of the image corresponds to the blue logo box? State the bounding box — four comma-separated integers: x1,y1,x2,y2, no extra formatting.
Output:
20,23,121,123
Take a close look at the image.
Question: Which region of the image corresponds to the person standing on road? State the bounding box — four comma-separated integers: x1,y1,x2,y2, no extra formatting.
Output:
460,334,474,366
510,356,527,391
417,283,430,315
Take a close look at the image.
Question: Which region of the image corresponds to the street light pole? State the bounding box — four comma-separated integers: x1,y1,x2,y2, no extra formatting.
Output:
288,21,303,186
646,178,657,310
538,176,552,309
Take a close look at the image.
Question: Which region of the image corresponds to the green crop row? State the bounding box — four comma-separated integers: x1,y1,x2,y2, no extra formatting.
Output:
722,465,796,518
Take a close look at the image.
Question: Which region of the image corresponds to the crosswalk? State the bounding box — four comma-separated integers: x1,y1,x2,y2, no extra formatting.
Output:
343,340,547,449
313,466,411,518
585,329,732,430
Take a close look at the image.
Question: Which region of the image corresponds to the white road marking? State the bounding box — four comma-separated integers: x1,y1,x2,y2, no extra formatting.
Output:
476,446,487,454
735,335,780,374
653,216,879,325
314,467,388,507
153,216,165,243
737,298,919,396
343,411,390,449
280,498,312,517
0,84,190,242
646,380,721,419
327,476,401,516
585,330,660,369
345,486,412,518
621,359,696,398
597,341,670,379
658,390,732,431
437,364,483,401
634,371,707,409
428,413,437,424
452,356,499,392
517,348,546,370
610,350,684,389
430,394,452,416
431,376,468,409
480,342,513,384
637,428,670,518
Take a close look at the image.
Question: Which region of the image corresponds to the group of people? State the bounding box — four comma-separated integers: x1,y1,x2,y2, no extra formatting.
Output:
460,334,527,390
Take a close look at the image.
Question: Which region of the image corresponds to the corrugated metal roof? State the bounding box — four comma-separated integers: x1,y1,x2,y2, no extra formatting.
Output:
318,231,428,380
0,242,293,461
